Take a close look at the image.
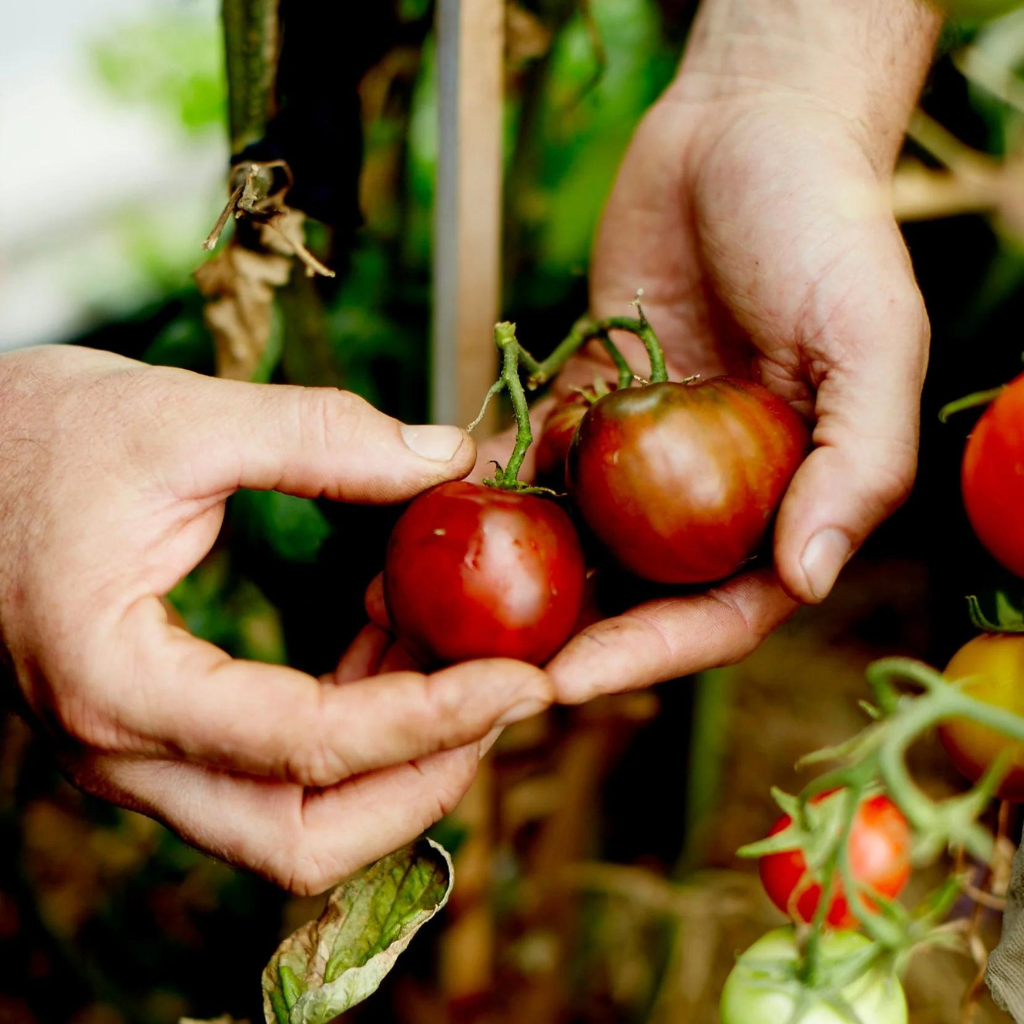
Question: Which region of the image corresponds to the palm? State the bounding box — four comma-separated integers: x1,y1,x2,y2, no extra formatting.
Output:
520,98,926,702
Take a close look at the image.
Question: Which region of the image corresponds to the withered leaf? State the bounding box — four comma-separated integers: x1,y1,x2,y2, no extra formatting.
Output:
194,244,291,381
262,839,454,1024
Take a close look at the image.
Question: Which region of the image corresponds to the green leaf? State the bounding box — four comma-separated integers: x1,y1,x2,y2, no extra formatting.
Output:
262,839,454,1024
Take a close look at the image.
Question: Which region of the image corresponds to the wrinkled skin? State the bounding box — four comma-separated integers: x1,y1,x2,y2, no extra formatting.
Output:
384,482,586,666
568,378,808,584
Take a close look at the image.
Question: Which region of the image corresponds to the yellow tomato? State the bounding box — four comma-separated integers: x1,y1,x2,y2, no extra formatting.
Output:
938,634,1024,800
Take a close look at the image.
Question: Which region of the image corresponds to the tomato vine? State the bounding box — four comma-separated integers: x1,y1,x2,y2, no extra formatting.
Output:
468,299,667,492
736,654,1024,1014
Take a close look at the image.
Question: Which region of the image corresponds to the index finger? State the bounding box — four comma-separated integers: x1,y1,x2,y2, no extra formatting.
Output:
86,597,553,786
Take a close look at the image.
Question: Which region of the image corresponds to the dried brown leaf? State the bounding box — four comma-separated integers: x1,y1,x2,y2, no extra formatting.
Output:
194,245,291,380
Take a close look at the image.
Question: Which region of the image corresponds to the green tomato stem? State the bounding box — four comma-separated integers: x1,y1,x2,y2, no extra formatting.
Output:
480,323,536,491
938,386,1003,423
517,317,636,392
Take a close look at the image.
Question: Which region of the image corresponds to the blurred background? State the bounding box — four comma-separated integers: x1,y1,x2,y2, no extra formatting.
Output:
3,1,1024,1021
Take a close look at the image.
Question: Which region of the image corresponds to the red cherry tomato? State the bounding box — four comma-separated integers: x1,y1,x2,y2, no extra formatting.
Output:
963,374,1024,578
534,396,588,489
938,633,1024,800
758,793,911,928
566,378,808,584
383,481,586,666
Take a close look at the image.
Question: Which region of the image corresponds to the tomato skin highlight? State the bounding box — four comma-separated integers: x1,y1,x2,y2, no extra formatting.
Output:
758,793,911,928
962,374,1024,578
566,378,808,584
383,481,586,666
938,634,1024,800
719,927,908,1024
534,397,588,489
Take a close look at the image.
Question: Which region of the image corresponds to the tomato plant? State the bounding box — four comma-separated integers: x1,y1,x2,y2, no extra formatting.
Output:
719,928,908,1024
757,792,911,928
383,481,586,666
566,378,808,584
961,374,1024,579
938,632,1024,799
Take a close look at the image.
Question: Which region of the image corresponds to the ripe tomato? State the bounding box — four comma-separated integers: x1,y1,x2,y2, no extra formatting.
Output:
720,928,907,1024
534,396,588,489
962,374,1024,578
566,378,808,584
938,633,1024,800
383,481,586,666
758,793,911,928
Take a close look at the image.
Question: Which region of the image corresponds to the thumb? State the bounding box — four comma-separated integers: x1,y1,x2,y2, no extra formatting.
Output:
167,374,476,503
772,255,929,604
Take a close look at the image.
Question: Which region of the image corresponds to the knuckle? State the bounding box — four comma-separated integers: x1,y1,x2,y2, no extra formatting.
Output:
280,853,335,897
284,734,355,789
296,387,375,454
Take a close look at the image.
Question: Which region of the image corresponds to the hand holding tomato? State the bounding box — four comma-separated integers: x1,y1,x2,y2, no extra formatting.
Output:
584,0,938,601
0,345,555,894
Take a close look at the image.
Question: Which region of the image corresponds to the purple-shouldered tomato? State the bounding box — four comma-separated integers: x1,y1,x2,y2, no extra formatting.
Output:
566,378,808,584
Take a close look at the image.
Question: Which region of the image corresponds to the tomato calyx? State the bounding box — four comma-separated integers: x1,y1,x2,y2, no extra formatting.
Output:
966,592,1024,635
741,788,853,864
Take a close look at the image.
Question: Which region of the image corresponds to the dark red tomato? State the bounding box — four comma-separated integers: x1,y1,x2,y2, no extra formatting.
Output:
383,481,586,666
566,378,808,584
534,396,588,489
938,634,1024,800
963,374,1024,578
759,793,911,928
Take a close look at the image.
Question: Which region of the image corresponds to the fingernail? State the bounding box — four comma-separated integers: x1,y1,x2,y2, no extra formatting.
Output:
495,696,549,728
800,528,851,602
478,727,503,759
400,424,465,462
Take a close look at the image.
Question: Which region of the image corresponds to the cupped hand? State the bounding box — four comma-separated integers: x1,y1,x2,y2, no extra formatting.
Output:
461,1,941,703
0,345,553,893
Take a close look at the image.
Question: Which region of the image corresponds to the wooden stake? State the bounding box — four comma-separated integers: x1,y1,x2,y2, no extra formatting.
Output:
432,0,505,432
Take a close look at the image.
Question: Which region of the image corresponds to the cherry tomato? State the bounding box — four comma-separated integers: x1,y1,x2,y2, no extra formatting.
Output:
938,633,1024,800
720,927,907,1024
962,375,1024,578
383,481,586,666
758,792,911,928
566,378,808,584
534,396,588,489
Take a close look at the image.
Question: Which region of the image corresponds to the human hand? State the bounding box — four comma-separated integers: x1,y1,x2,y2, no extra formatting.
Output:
0,345,553,893
473,0,943,702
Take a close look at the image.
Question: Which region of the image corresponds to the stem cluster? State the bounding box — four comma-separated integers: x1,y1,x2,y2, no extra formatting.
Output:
740,656,1023,1000
474,302,669,490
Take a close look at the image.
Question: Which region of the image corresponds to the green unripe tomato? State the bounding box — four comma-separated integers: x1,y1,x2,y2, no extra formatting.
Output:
719,928,908,1024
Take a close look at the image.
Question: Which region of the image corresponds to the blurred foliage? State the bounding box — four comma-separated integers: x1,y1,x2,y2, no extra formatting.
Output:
91,13,227,135
8,0,1024,1022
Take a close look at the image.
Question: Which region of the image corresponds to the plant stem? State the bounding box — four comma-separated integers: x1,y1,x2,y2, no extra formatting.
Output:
517,318,635,391
938,386,1003,423
494,323,534,487
517,310,669,390
222,0,280,155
